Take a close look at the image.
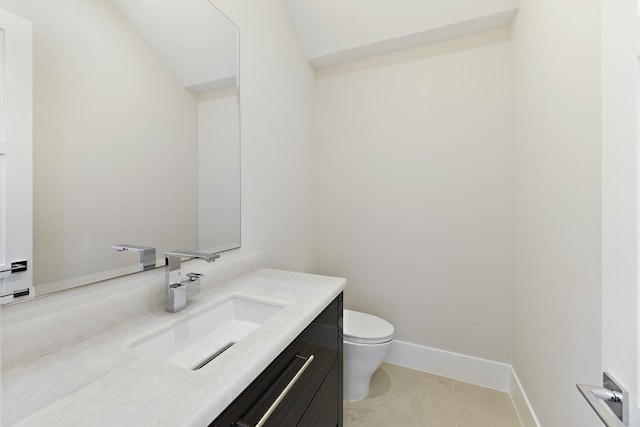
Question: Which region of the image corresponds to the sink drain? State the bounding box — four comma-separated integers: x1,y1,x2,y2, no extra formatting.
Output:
193,342,235,370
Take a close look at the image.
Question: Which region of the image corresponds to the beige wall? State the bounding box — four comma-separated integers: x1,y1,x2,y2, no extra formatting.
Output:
315,29,514,363
511,0,602,425
212,0,317,272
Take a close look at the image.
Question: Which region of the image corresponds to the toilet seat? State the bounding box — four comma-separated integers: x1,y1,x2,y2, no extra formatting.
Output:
342,309,394,345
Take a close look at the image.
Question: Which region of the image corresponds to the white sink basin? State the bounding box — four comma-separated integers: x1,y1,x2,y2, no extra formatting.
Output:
131,297,284,370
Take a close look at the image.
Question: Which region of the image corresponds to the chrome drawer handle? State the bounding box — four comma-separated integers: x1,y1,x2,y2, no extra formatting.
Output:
236,354,315,427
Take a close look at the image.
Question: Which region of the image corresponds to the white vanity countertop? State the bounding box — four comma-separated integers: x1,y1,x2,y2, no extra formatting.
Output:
2,268,346,427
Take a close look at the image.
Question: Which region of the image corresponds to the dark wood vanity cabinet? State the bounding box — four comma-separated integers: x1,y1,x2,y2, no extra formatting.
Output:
210,293,343,427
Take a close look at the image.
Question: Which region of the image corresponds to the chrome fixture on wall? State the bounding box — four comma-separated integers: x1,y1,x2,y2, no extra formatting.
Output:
577,372,628,426
111,244,156,271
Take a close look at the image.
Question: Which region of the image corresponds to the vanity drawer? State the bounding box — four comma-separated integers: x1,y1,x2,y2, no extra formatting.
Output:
210,293,343,427
297,362,339,426
238,346,335,426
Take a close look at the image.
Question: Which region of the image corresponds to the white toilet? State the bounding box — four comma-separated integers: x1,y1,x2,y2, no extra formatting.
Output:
342,309,394,401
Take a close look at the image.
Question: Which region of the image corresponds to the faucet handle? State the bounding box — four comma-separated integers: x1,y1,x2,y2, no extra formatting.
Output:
184,272,203,299
186,272,204,281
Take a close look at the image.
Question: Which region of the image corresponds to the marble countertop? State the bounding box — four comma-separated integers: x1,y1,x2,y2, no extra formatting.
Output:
2,268,346,426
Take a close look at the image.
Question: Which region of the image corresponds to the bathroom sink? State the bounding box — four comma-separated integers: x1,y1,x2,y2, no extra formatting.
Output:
130,297,284,370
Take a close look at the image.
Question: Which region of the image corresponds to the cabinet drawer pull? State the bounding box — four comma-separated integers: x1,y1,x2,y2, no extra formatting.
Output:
236,354,315,427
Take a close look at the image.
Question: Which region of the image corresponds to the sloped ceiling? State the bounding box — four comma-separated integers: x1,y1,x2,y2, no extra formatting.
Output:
111,0,238,92
284,0,519,68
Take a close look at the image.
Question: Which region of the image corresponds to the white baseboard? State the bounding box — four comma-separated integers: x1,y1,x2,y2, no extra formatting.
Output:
384,340,540,425
509,368,541,427
385,340,512,392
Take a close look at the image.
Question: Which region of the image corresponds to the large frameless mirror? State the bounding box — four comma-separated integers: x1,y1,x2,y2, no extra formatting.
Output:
0,0,240,298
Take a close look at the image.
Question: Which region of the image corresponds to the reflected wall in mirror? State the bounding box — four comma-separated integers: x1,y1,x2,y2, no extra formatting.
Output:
0,0,240,296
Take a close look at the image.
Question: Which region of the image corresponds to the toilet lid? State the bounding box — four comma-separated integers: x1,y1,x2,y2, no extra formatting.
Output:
342,309,394,344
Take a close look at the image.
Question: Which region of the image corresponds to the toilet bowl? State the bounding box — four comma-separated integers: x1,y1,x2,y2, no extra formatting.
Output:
342,309,394,401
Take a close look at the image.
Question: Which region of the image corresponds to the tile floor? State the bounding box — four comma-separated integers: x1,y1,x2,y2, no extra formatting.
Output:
344,363,522,427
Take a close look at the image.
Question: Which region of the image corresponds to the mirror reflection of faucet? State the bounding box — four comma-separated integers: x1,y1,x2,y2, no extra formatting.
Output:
164,251,220,313
111,244,157,271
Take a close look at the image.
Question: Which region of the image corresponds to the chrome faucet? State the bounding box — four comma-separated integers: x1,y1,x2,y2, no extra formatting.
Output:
111,244,156,271
164,250,220,313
